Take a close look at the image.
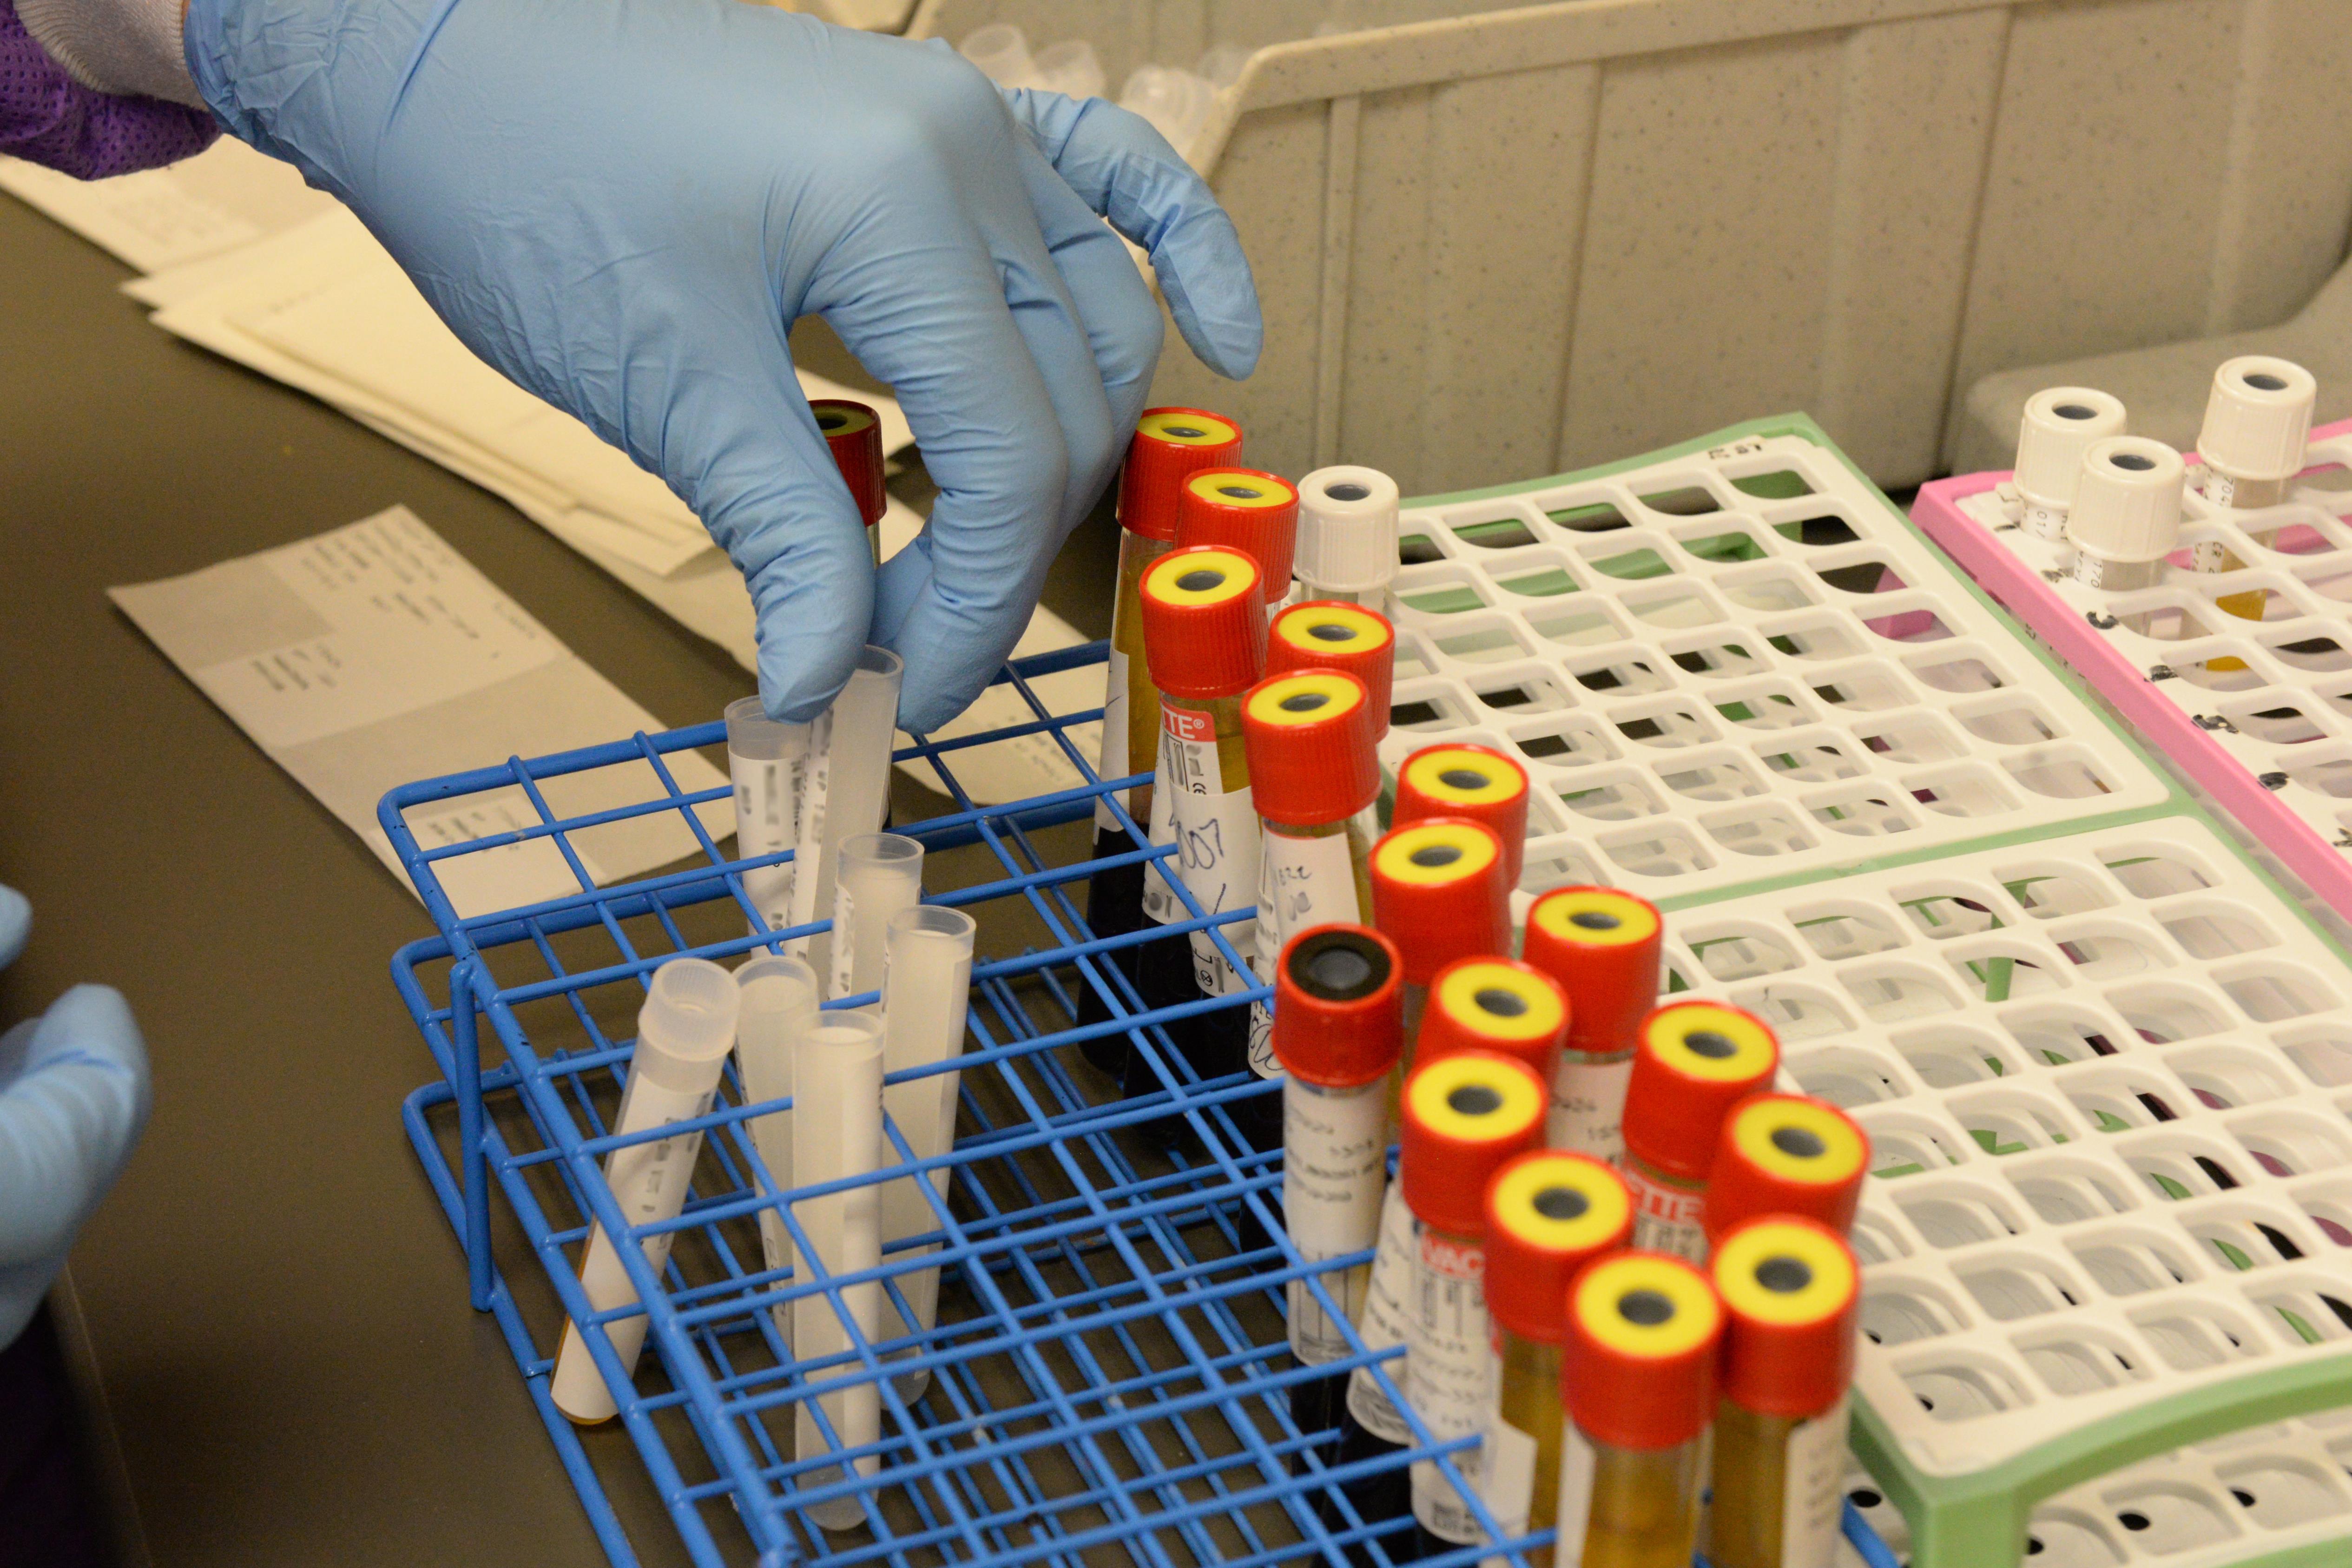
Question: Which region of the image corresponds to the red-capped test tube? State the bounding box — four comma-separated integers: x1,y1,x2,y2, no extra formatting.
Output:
1266,600,1396,741
1520,887,1663,1161
1415,957,1569,1090
1176,468,1300,607
811,399,887,564
1272,925,1403,1437
1242,668,1383,1078
1131,546,1268,1101
1704,1094,1869,1247
1557,1253,1725,1568
1393,744,1531,888
1479,1152,1632,1568
1367,818,1512,1058
1398,1050,1548,1547
1707,1219,1861,1568
1620,1003,1780,1262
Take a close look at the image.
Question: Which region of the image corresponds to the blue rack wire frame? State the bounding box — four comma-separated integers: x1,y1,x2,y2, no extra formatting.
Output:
379,639,1892,1568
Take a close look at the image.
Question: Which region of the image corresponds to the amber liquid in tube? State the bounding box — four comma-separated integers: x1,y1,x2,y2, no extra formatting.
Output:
1707,1403,1793,1568
1494,1330,1564,1568
1561,1431,1707,1568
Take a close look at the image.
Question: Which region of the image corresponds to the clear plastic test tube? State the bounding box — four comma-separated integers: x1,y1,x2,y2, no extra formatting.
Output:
1520,887,1662,1163
1702,1093,1868,1248
1367,817,1512,1060
1619,1002,1779,1262
736,953,820,1354
725,696,811,938
1272,924,1404,1469
1175,467,1301,607
1293,466,1401,608
2011,388,2126,542
1393,744,1531,889
551,958,741,1425
1707,1218,1861,1568
1398,1049,1548,1548
1413,956,1567,1087
788,646,905,990
879,903,975,1403
831,832,923,1001
1557,1252,1724,1568
791,1008,887,1531
1478,1151,1632,1568
1078,409,1244,1075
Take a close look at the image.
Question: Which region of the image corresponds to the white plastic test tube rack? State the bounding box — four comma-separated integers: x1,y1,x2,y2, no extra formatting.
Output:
1657,814,2352,1494
1377,423,2172,901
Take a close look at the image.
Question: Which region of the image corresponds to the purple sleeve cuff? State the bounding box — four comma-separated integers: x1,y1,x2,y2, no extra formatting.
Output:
1,0,214,178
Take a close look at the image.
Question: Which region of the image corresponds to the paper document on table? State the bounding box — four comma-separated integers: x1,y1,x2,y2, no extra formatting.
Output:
111,507,732,919
0,137,337,272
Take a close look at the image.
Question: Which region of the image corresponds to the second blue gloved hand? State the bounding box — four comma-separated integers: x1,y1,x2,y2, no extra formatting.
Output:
185,0,1263,732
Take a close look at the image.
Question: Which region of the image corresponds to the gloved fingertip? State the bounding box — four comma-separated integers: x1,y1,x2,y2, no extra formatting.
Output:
40,984,145,1063
0,886,27,970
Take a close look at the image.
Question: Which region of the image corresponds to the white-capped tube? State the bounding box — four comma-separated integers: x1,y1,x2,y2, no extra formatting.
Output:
1294,466,1401,602
787,647,905,989
2013,388,2127,541
551,959,740,1424
879,904,976,1402
791,1009,887,1531
2068,436,2186,592
957,23,1039,89
830,833,924,1002
736,953,819,1355
1032,38,1105,100
726,696,810,938
2198,355,2317,508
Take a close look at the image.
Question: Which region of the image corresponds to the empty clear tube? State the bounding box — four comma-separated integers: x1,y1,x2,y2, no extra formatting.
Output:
831,832,923,1002
736,953,819,1355
791,1009,887,1531
726,696,810,938
550,959,741,1424
879,903,976,1403
788,647,905,988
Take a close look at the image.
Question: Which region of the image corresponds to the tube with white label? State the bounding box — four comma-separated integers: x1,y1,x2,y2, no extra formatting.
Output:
791,1009,887,1531
736,953,819,1355
1398,1050,1547,1548
786,646,904,989
2011,388,2126,542
878,903,975,1403
1519,887,1662,1163
726,696,810,938
1620,1002,1779,1263
831,832,923,1002
2065,437,2185,594
551,959,741,1424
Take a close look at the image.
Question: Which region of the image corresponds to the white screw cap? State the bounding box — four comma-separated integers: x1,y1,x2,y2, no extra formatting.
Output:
2197,356,2316,483
2067,437,2184,564
1293,466,1400,594
2014,387,2126,510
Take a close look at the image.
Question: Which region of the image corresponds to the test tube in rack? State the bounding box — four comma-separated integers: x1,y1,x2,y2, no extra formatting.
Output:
1478,1151,1633,1568
1411,955,1568,1087
1293,466,1402,609
1557,1253,1724,1568
1176,467,1301,607
879,903,975,1403
735,953,819,1354
2011,388,2126,543
1078,408,1244,1074
1367,817,1512,1058
1265,601,1396,735
810,399,887,565
2195,356,2317,516
1701,1093,1867,1247
791,1008,887,1531
2065,436,2185,594
725,696,811,938
1519,887,1661,1163
830,832,922,1002
786,646,904,991
1619,1002,1779,1262
1392,744,1531,889
1706,1218,1859,1568
1398,1049,1548,1550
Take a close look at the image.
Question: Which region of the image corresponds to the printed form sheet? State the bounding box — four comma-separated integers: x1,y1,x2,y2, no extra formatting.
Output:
112,508,732,918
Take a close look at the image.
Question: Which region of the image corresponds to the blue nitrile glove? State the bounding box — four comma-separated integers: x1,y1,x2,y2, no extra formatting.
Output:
0,886,152,1350
184,0,1262,732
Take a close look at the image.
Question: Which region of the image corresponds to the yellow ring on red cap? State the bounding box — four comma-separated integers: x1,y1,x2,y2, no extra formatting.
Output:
1574,1254,1721,1359
1435,962,1564,1044
1729,1098,1867,1188
1643,1003,1776,1083
1246,672,1365,730
1402,748,1524,807
1405,1054,1545,1144
1713,1220,1855,1327
1186,470,1295,508
810,402,876,435
1275,604,1390,656
1491,1154,1629,1255
1144,547,1258,608
1138,409,1239,447
1530,889,1660,949
1374,822,1498,887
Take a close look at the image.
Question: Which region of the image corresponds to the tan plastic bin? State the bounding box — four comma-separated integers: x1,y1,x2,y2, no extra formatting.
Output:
910,0,2352,496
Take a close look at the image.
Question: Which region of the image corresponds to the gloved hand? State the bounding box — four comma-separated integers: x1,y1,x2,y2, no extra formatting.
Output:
184,0,1262,732
0,885,152,1351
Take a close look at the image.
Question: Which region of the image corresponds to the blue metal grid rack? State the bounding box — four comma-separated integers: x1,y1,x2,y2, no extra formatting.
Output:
379,640,1897,1568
